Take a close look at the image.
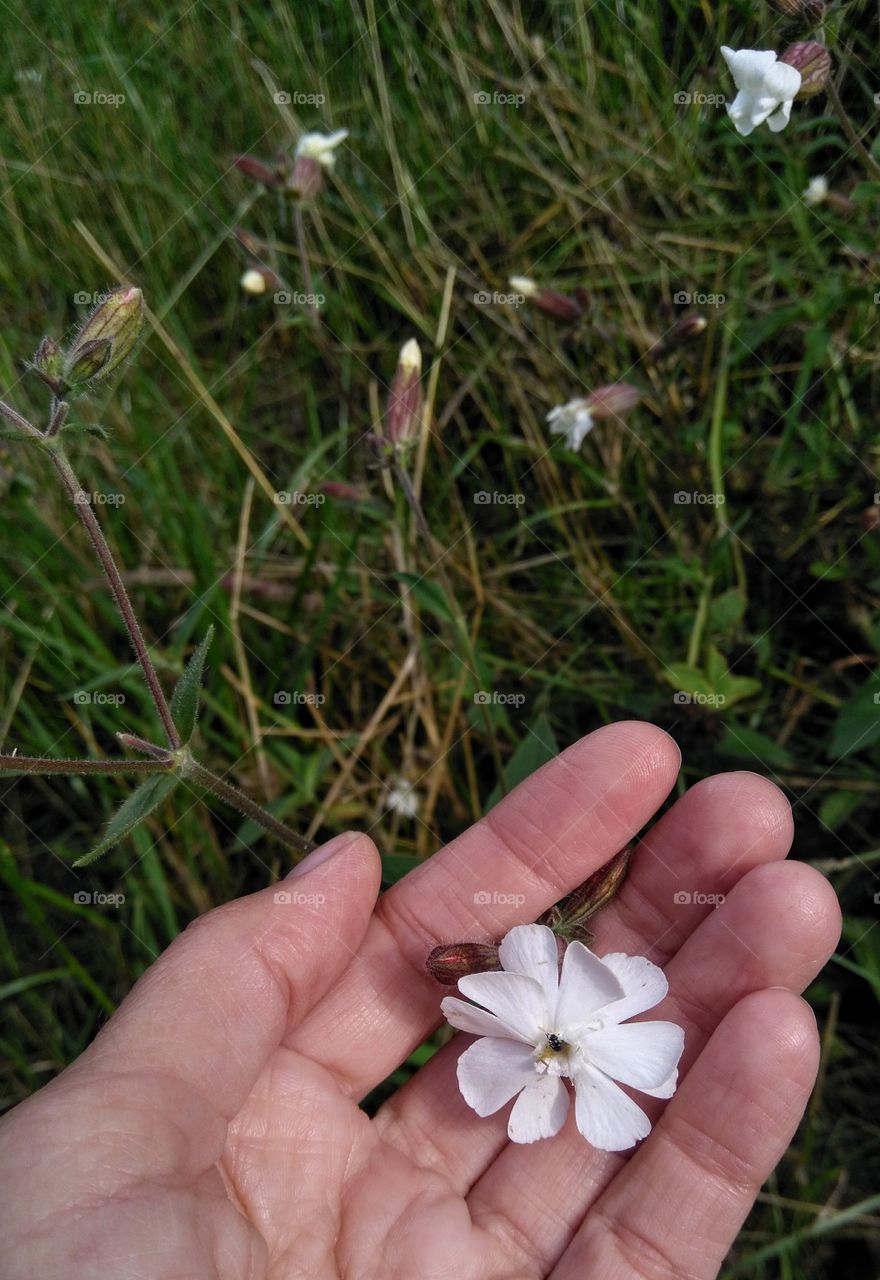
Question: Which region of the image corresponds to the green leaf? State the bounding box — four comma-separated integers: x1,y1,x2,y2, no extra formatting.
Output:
663,664,716,699
716,674,762,708
818,789,864,832
381,852,420,885
484,711,559,811
170,626,214,743
705,644,727,690
828,676,880,759
73,773,178,866
719,723,794,769
708,587,746,636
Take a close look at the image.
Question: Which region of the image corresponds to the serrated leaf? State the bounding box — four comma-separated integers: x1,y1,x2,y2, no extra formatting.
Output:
73,772,178,866
170,626,214,743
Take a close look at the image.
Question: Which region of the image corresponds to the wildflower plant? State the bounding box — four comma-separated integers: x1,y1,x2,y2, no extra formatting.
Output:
0,288,313,865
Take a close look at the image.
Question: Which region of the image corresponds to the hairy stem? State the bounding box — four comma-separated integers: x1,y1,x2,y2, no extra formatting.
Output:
48,444,181,749
0,754,170,775
182,758,315,853
826,77,880,183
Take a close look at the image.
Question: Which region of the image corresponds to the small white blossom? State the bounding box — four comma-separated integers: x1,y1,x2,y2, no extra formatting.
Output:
442,924,684,1149
508,276,538,297
240,269,267,295
546,399,594,451
802,174,828,206
385,778,419,819
720,47,802,136
295,129,349,169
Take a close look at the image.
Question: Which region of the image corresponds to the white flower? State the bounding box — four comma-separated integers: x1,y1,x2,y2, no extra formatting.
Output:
546,399,594,451
295,129,349,169
385,778,419,819
508,276,538,297
240,268,267,296
441,924,684,1149
802,174,828,206
720,47,802,136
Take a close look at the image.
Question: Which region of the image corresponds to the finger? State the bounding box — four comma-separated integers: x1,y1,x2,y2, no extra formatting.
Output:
373,771,797,1191
287,721,681,1095
591,770,794,963
465,858,839,1263
550,989,820,1280
54,833,380,1172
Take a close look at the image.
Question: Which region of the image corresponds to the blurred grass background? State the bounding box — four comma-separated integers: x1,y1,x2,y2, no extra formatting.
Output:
1,0,880,1272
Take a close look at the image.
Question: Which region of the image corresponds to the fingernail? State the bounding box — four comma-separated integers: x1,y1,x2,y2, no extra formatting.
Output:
286,831,360,879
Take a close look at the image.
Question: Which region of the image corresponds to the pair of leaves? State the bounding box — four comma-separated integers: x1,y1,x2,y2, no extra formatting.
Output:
73,629,213,867
664,644,761,712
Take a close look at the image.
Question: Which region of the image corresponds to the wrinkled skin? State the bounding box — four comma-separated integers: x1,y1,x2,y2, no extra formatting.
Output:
0,723,840,1279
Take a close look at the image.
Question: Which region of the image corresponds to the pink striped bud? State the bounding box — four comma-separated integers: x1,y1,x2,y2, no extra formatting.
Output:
385,339,423,445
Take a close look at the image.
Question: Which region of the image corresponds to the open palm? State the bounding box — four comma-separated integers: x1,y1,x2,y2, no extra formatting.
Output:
0,723,840,1279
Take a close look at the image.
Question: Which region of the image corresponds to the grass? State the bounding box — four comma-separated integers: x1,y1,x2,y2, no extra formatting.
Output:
1,0,880,1272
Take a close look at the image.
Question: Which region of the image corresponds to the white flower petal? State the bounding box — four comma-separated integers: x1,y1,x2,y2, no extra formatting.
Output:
766,63,801,99
457,971,548,1042
640,1068,679,1099
441,995,528,1042
593,952,668,1022
766,100,794,132
508,1073,569,1143
573,1064,652,1151
721,47,778,90
586,1020,685,1091
554,940,626,1032
498,924,560,1005
456,1036,537,1116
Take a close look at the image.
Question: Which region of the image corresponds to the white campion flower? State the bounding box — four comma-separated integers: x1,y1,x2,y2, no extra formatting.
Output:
720,47,802,136
546,399,594,451
802,174,828,206
240,268,268,295
441,923,684,1149
385,778,419,819
294,129,349,169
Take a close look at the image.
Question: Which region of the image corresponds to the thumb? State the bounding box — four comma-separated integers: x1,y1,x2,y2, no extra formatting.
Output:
76,830,380,1125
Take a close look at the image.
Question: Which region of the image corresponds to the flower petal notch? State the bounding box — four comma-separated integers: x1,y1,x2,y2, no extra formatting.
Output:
720,46,802,135
441,923,685,1150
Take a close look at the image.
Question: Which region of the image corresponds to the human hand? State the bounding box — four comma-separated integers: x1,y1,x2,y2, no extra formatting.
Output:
0,723,841,1279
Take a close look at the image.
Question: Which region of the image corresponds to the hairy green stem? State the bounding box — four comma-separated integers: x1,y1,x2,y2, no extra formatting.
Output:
47,444,181,750
826,77,880,183
0,754,170,775
182,758,315,853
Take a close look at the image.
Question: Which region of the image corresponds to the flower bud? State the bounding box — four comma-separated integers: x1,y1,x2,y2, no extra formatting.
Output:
233,154,281,188
780,41,831,95
385,338,423,445
426,942,502,984
288,129,348,200
64,286,145,388
646,313,707,360
509,276,582,322
30,336,65,392
240,266,282,295
538,847,632,943
319,481,365,502
584,382,642,420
